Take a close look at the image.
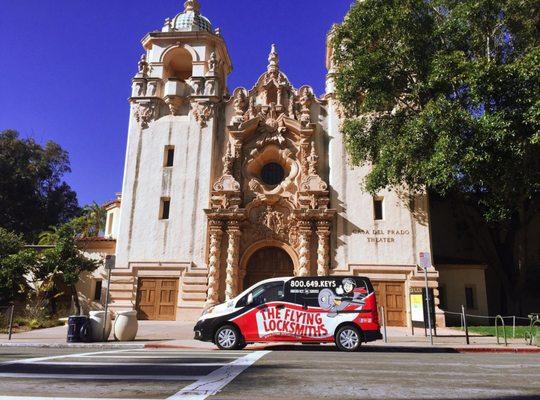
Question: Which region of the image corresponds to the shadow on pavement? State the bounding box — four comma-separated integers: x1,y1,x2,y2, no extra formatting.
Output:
248,344,459,353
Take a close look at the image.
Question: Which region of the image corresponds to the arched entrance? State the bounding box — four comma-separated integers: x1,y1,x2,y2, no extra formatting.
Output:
242,245,295,290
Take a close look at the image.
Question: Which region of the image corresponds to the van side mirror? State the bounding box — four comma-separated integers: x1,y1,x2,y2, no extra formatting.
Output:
247,293,254,306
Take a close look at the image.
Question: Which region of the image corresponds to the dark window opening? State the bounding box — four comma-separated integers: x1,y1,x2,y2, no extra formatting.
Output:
94,280,103,301
374,198,384,220
465,287,475,309
165,147,175,167
261,163,285,186
439,285,447,310
161,198,171,220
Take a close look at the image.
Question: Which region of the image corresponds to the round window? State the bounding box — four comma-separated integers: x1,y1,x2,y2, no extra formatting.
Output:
260,163,285,186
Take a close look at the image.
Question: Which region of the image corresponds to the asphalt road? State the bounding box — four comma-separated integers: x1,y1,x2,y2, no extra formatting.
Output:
0,346,539,400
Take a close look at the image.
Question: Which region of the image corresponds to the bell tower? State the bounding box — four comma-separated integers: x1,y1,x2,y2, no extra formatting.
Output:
114,0,232,318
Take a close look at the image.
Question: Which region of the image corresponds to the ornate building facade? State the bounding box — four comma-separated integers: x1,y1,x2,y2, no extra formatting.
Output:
99,1,489,326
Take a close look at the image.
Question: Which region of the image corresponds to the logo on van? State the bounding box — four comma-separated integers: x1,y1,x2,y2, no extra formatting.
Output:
256,306,329,339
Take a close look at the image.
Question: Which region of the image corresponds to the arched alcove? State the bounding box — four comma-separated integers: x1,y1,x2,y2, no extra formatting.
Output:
163,47,193,81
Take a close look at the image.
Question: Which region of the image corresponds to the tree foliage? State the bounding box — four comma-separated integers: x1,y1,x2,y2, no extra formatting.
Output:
333,0,539,312
0,130,80,241
0,228,37,304
39,225,99,315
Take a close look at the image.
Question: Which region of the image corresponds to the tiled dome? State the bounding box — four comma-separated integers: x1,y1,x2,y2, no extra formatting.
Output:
172,1,213,33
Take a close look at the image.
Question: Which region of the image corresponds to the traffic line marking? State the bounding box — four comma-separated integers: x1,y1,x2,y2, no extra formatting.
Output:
0,349,133,366
167,350,270,400
0,372,201,381
26,361,232,367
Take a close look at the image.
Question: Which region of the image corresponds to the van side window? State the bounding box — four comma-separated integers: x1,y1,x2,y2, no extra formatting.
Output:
236,282,284,307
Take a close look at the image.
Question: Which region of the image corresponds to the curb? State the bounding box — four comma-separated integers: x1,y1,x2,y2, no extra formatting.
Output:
454,347,540,354
0,342,145,349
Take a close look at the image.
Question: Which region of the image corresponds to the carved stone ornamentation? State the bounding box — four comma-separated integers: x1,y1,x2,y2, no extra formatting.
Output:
165,97,184,116
225,221,242,300
207,51,218,76
297,221,312,277
298,86,314,127
231,89,248,125
133,101,157,129
316,221,331,276
138,54,149,77
191,100,214,128
206,221,223,306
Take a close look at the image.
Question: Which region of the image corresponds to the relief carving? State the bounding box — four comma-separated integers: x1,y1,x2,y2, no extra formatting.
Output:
191,100,214,128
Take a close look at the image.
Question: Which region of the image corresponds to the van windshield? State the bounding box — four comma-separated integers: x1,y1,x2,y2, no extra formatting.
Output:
236,281,284,307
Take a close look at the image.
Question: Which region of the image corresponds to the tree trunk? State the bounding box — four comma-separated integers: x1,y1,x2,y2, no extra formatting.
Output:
70,284,81,316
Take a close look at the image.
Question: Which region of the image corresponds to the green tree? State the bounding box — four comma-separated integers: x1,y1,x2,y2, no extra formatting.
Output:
332,0,539,313
39,226,98,315
0,228,37,303
0,130,80,241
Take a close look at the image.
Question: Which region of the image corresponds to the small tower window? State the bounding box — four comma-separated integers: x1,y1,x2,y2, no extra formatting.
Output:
164,146,175,167
160,198,171,220
373,197,384,221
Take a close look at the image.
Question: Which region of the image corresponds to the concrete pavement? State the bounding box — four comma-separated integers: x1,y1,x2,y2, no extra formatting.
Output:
0,347,539,399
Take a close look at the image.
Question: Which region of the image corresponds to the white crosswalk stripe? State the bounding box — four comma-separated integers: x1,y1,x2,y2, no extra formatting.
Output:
0,348,271,399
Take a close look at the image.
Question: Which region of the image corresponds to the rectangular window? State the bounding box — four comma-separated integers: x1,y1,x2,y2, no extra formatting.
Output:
160,198,171,220
465,286,476,309
373,198,384,220
94,280,103,302
164,146,175,167
106,213,114,236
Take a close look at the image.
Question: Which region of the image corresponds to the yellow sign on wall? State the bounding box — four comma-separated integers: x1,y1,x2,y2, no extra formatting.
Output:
411,294,424,322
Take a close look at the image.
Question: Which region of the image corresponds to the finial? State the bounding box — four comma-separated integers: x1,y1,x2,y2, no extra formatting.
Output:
268,44,279,74
184,0,201,12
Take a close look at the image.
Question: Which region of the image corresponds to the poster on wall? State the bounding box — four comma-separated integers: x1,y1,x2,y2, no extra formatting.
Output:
411,293,424,322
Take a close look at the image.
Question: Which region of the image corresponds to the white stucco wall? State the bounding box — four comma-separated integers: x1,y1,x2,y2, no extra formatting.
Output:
115,114,215,270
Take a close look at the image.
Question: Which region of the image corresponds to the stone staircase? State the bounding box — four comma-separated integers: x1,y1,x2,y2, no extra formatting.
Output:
108,270,136,314
179,269,208,308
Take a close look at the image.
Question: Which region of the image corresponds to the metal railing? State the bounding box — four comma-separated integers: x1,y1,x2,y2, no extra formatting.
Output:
441,308,535,345
494,315,508,346
525,314,539,346
0,304,15,340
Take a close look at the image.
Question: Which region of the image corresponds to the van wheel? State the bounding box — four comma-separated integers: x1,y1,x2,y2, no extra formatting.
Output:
335,325,362,352
215,325,243,350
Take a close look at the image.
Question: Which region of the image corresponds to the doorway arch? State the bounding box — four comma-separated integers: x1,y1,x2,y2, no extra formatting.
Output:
240,240,298,290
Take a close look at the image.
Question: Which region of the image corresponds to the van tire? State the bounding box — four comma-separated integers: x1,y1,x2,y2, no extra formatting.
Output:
335,325,362,352
215,325,243,350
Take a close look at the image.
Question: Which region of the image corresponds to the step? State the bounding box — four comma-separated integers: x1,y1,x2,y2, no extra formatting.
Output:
183,275,207,284
109,283,134,291
186,269,208,277
182,292,207,301
182,284,208,293
179,300,206,308
110,292,134,300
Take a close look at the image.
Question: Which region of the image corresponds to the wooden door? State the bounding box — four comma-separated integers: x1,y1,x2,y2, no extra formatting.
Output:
137,278,179,321
243,247,294,290
373,281,406,327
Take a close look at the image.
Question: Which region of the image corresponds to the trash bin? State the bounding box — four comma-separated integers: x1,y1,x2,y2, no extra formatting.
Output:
67,316,91,343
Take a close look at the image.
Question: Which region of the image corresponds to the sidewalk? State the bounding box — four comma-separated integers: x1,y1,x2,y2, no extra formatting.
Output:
1,321,538,353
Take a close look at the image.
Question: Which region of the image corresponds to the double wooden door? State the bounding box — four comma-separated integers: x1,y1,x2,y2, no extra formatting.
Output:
136,278,179,321
373,281,406,327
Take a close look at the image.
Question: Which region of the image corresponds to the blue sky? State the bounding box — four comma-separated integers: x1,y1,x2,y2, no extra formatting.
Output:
0,0,352,206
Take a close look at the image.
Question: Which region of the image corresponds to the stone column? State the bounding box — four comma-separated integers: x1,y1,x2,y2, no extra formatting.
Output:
297,221,312,277
225,221,242,301
206,221,223,306
316,221,331,276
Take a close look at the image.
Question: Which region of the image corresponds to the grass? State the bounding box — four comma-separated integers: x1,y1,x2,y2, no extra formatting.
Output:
452,325,534,339
0,316,64,334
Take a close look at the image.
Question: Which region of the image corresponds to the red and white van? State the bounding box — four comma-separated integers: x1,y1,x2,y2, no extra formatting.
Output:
194,276,382,351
